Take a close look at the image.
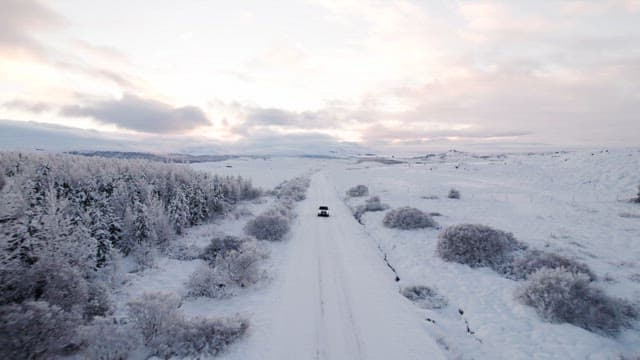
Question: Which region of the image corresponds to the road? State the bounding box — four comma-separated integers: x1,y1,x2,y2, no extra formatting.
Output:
237,171,445,359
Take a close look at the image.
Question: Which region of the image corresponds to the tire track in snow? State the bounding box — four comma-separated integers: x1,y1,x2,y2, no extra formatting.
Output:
252,171,445,360
328,227,365,360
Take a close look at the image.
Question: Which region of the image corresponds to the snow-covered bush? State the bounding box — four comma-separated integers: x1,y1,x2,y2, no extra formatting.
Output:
516,268,637,336
186,265,231,298
34,260,89,312
273,177,310,202
84,282,113,320
200,235,244,265
364,196,388,211
126,292,247,358
383,207,438,229
127,293,182,345
448,188,460,199
0,301,81,359
163,242,203,261
189,241,266,297
215,175,262,204
401,286,448,309
129,241,157,271
437,224,527,272
508,250,596,281
264,203,295,220
149,316,247,359
353,196,390,222
347,184,369,197
244,213,290,241
0,257,109,319
82,317,141,360
0,171,5,191
232,206,253,220
216,241,267,287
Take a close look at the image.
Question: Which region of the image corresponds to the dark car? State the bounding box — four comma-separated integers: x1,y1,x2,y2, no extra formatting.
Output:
318,206,330,217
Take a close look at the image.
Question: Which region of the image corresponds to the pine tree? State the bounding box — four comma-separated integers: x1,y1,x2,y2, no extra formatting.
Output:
168,187,189,234
88,200,120,268
133,201,155,246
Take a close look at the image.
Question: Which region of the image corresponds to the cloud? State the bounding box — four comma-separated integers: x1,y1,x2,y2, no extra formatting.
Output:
0,1,139,90
0,119,368,156
3,99,55,113
0,119,136,152
61,94,211,134
361,123,532,142
229,131,370,156
0,0,65,57
244,107,335,128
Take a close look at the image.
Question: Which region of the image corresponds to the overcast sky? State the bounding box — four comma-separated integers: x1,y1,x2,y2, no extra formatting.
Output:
1,0,639,152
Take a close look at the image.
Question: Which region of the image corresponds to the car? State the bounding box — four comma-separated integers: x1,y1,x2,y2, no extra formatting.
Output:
317,206,330,217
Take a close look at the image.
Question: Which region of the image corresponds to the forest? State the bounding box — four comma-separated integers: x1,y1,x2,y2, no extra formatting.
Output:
0,152,261,358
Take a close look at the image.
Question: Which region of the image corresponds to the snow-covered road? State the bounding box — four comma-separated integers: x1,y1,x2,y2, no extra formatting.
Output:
250,171,445,359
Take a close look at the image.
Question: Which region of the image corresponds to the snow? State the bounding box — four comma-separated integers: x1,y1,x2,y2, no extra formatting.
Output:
115,150,639,359
190,156,326,189
332,148,640,358
220,173,445,359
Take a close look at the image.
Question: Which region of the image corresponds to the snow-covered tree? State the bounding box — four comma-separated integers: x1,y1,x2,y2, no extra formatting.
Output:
0,150,261,346
168,186,189,234
133,201,155,248
0,301,82,359
88,200,120,268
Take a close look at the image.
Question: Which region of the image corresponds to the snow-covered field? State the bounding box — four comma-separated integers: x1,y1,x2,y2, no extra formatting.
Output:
114,149,639,359
330,149,640,359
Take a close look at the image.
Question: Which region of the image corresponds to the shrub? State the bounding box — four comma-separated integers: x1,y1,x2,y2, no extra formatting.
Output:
186,265,230,298
437,224,527,273
635,185,640,203
347,185,369,197
200,235,244,265
0,172,5,191
126,292,247,358
188,242,266,297
0,301,81,359
127,293,182,345
383,207,438,229
401,286,448,309
244,213,290,241
448,188,460,199
82,317,141,360
216,241,267,287
516,268,637,336
353,196,389,222
163,242,203,261
273,177,310,202
130,242,156,271
264,204,294,220
151,316,248,359
509,250,596,281
84,281,113,320
0,258,92,314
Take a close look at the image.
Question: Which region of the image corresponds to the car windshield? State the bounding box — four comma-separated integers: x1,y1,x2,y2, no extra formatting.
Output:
319,206,329,210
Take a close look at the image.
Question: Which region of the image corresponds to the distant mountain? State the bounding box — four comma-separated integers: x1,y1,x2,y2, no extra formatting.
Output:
0,119,372,158
67,151,242,163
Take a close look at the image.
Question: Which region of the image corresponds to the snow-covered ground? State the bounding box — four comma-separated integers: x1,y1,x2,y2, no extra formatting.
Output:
331,149,640,359
190,156,327,188
117,150,639,359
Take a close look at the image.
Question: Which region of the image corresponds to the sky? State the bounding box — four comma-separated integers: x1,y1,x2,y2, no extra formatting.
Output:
1,0,639,153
